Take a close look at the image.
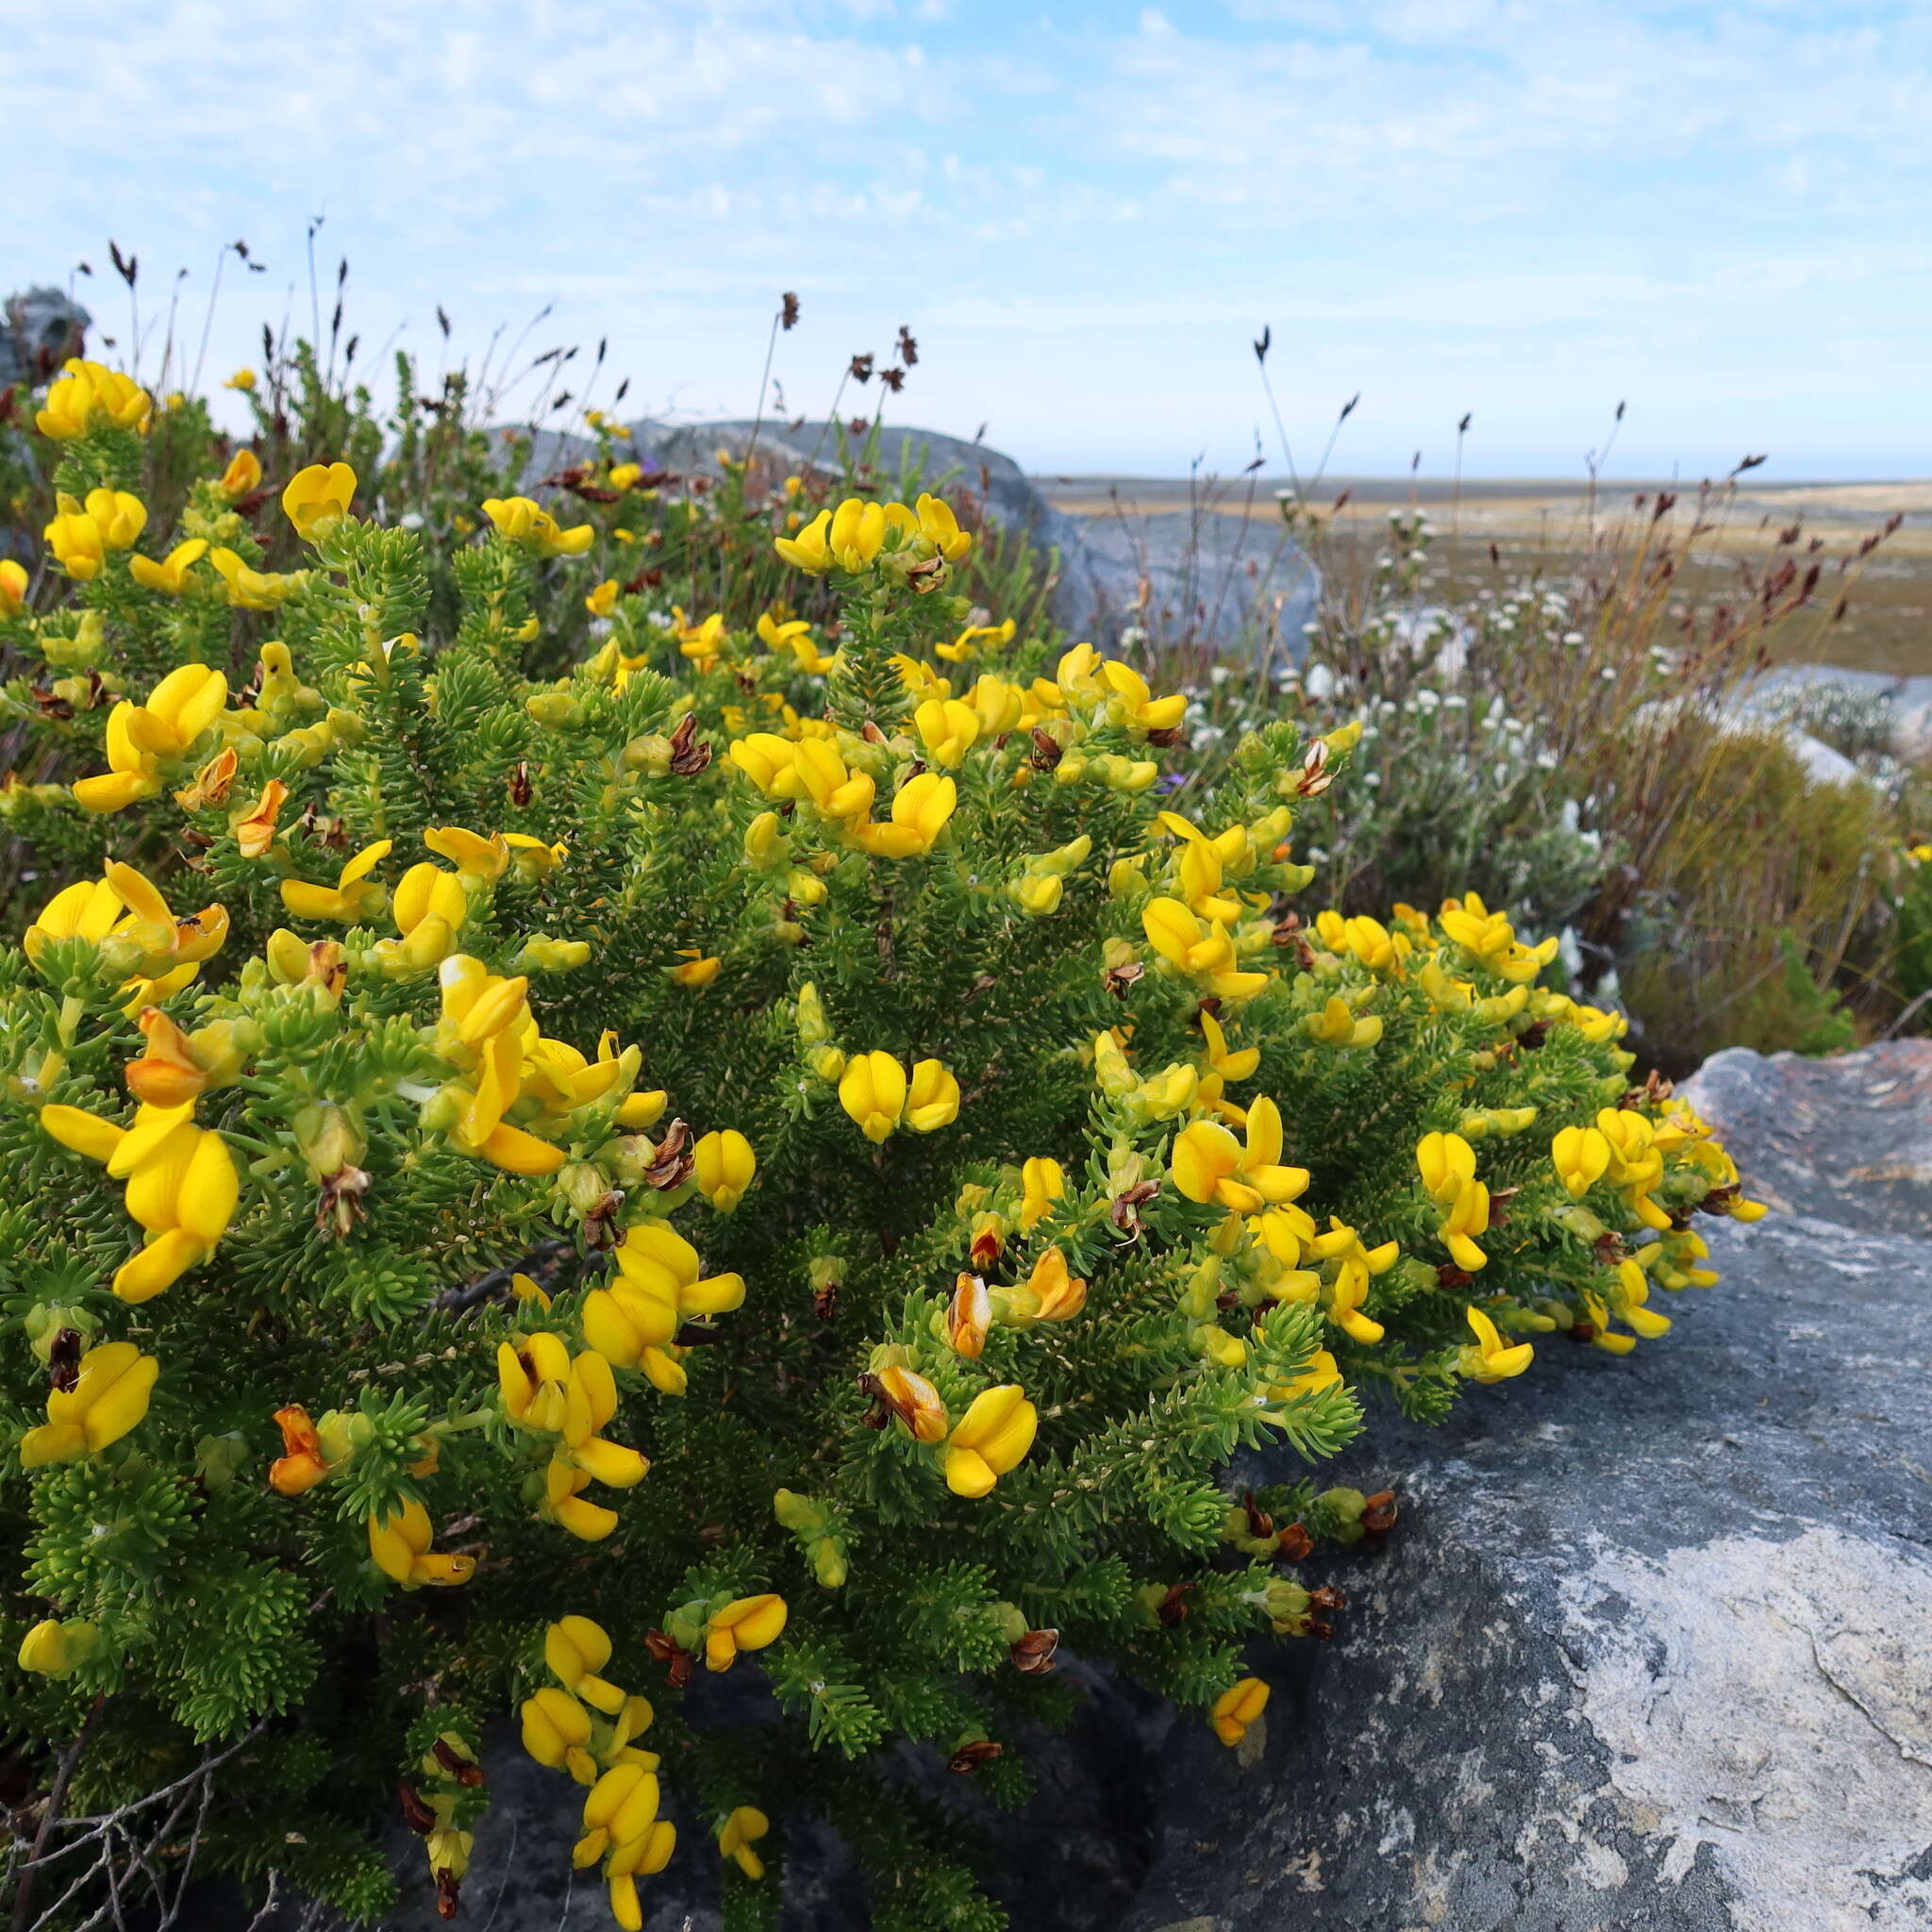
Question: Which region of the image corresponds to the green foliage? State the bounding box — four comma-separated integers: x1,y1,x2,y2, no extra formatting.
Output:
0,352,1767,1932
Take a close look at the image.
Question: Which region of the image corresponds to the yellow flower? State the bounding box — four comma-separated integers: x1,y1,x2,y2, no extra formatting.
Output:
692,1129,756,1211
943,1384,1038,1497
1210,1676,1269,1747
425,824,510,883
1303,993,1383,1049
1461,1304,1535,1383
1437,891,1558,983
73,663,229,812
1096,658,1186,735
1021,1245,1087,1322
1551,1124,1610,1197
368,1499,475,1590
829,497,887,571
18,1341,158,1467
718,1807,770,1880
225,367,258,391
377,861,471,972
522,1685,596,1777
874,1362,949,1441
41,1097,240,1303
128,537,209,595
234,779,289,858
43,504,106,579
839,1050,908,1142
848,772,958,858
906,1058,961,1132
209,545,297,609
1141,896,1267,1001
16,1619,99,1677
0,558,27,616
915,491,973,563
705,1594,789,1672
1171,1097,1308,1212
481,494,594,557
219,447,263,498
945,1273,992,1358
35,358,151,440
281,839,391,923
282,461,358,541
1305,1221,1398,1343
586,577,620,617
914,696,981,768
543,1615,630,1714
1019,1156,1065,1231
675,608,726,670
774,507,835,573
669,954,722,989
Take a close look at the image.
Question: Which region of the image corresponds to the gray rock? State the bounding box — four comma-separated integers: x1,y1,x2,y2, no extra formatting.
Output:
611,417,1317,658
0,285,90,392
1121,1041,1932,1932
375,1044,1931,1932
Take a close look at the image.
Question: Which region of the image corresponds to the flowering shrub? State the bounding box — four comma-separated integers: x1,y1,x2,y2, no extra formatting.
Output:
0,360,1764,1931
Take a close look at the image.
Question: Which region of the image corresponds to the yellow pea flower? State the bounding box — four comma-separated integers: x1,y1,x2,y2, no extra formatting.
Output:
692,1129,756,1211
1019,1156,1065,1231
705,1594,789,1672
1461,1305,1535,1383
209,545,297,609
943,1384,1038,1497
1210,1676,1269,1747
73,662,229,812
774,508,834,573
1095,658,1186,735
605,1822,676,1929
1171,1097,1308,1212
1306,1221,1398,1343
481,494,593,557
1022,1244,1087,1322
219,448,263,498
945,1273,992,1358
0,558,27,616
522,1684,595,1777
233,778,289,858
369,1499,475,1590
874,1363,949,1442
840,1050,908,1142
586,577,620,617
43,504,106,579
280,839,391,923
718,1807,770,1880
1417,1131,1489,1267
828,497,886,571
544,1615,630,1715
670,954,722,989
282,461,358,540
914,696,981,767
1551,1124,1611,1197
225,366,257,391
18,1341,158,1467
914,491,973,563
42,1098,240,1303
849,771,958,858
128,537,209,594
1141,896,1267,1001
35,358,151,439
17,1619,99,1677
906,1058,960,1132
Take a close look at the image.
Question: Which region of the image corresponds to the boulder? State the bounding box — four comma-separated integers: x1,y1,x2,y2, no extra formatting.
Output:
613,418,1317,658
1121,1041,1932,1932
374,1044,1931,1932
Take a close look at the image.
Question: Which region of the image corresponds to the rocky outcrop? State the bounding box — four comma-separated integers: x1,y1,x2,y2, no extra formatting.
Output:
598,418,1318,656
1121,1041,1932,1932
376,1044,1931,1931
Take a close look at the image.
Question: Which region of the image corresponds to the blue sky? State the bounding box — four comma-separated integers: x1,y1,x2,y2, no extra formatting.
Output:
6,1,1929,477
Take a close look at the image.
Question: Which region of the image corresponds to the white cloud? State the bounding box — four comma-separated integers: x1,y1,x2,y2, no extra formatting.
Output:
0,0,1926,474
